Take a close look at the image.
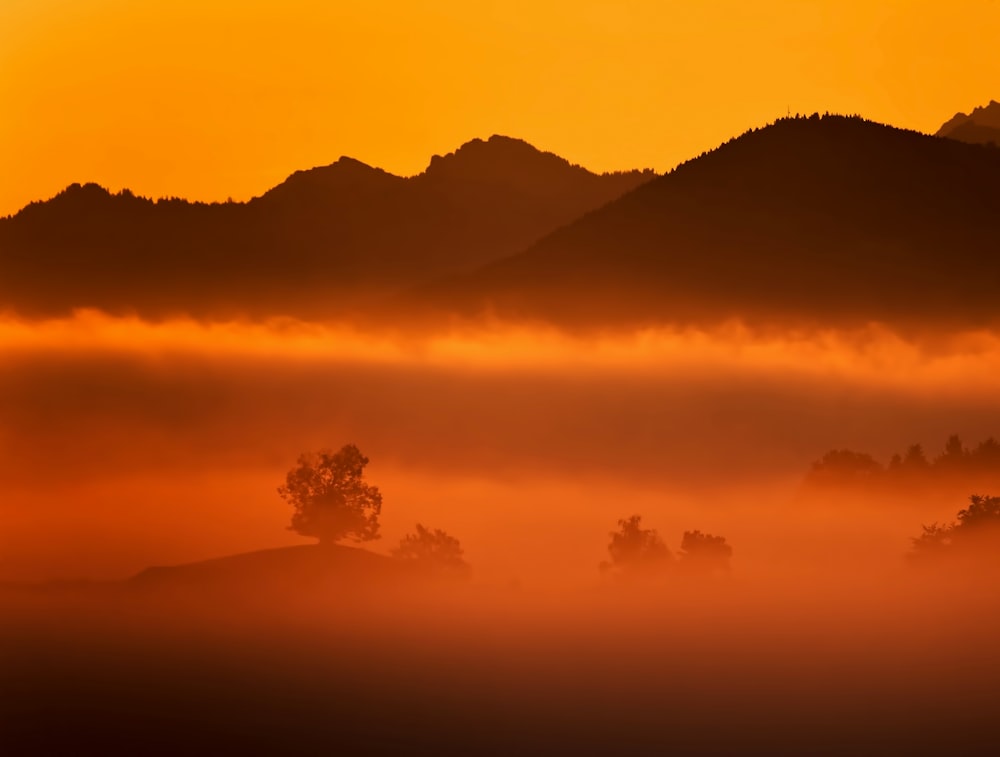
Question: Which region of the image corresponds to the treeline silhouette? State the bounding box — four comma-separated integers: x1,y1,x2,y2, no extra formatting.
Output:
805,434,1000,490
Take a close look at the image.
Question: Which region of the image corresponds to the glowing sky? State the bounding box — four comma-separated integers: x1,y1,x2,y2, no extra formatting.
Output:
2,1,998,215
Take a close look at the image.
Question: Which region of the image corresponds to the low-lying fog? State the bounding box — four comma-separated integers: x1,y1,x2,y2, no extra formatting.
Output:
4,311,1000,753
2,310,999,583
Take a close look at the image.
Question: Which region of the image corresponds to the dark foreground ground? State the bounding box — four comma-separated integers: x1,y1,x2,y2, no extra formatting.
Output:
3,566,999,757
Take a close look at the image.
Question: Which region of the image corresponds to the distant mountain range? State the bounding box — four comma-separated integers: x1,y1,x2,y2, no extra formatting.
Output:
0,136,653,319
4,110,1000,328
936,100,1000,146
412,114,1000,328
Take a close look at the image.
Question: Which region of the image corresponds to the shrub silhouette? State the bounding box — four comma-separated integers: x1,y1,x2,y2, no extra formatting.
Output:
278,444,382,544
679,530,733,574
392,524,469,575
601,515,672,575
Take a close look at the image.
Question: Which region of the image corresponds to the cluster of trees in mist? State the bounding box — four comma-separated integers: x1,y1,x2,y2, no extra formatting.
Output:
273,442,1000,581
600,515,732,579
808,436,1000,567
277,445,735,581
910,494,1000,567
278,444,469,577
805,434,1000,489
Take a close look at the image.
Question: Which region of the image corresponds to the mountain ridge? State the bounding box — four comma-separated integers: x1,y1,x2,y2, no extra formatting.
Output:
7,114,1000,328
409,114,1000,329
0,136,654,319
6,135,650,217
936,100,1000,146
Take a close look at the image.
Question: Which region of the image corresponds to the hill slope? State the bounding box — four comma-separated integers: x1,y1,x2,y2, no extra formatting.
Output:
0,137,653,319
414,115,1000,328
129,544,405,595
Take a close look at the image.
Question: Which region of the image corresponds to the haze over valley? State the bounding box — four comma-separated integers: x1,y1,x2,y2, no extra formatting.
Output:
4,18,1000,745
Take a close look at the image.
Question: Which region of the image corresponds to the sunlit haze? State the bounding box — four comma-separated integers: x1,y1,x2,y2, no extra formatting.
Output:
5,3,1000,753
3,311,1000,583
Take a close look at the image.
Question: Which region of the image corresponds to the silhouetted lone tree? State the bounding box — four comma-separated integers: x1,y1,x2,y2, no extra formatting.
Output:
679,530,733,574
393,524,469,575
601,515,672,574
278,444,382,544
910,494,1000,565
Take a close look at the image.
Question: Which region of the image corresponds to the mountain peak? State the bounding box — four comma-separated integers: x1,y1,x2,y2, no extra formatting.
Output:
965,99,1000,120
50,182,117,205
936,100,1000,145
288,154,389,181
421,135,592,184
10,182,147,220
257,155,402,203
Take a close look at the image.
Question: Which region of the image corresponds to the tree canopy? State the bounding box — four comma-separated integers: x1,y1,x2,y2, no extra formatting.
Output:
278,444,383,544
602,515,672,575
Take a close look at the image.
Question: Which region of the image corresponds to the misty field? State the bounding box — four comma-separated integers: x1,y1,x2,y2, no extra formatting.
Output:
3,315,1000,754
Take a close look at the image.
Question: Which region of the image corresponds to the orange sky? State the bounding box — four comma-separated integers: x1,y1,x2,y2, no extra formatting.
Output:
2,0,998,216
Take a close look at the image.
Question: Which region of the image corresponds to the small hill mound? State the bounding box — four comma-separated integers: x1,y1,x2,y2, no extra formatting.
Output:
129,544,406,595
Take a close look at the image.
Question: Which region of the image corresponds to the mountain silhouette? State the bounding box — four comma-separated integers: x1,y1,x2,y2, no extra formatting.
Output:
936,100,1000,146
0,136,652,319
412,115,1000,328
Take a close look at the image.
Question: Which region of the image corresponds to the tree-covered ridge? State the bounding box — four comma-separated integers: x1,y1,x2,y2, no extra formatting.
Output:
420,113,1000,329
804,435,1000,489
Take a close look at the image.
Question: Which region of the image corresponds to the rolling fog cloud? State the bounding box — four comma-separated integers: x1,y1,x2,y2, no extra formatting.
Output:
3,310,1000,580
4,309,1000,392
